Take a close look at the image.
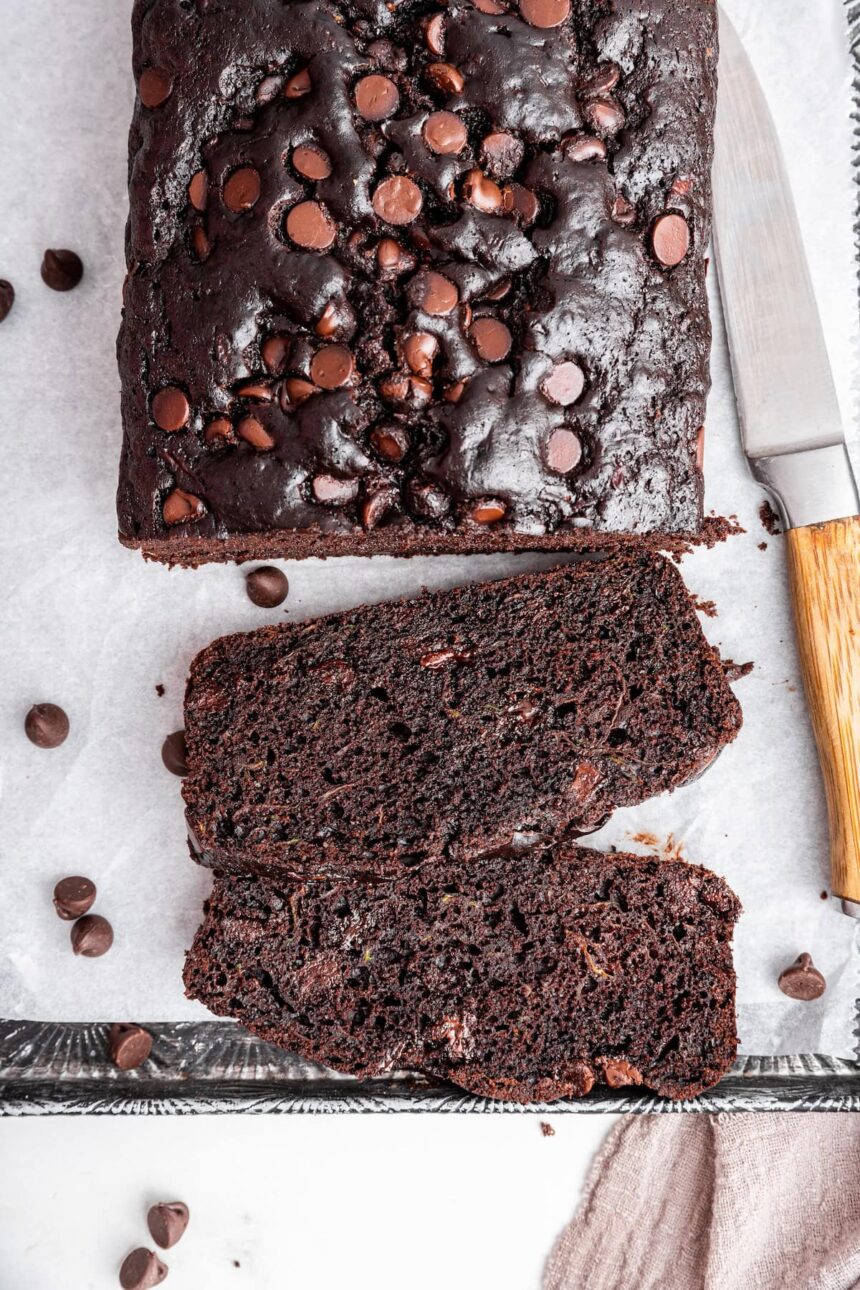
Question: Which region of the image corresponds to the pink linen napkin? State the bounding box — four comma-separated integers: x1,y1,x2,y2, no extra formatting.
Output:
544,1114,860,1290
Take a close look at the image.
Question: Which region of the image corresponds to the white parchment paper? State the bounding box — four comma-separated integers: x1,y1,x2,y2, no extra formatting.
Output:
1,0,858,1055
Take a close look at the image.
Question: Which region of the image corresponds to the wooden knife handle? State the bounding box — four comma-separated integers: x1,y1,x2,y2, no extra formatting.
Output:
786,516,860,901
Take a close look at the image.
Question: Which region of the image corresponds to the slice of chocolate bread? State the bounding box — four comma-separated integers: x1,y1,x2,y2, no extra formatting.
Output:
183,844,741,1103
183,554,742,880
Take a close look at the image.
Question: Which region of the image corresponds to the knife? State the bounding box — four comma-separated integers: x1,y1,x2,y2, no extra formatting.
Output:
713,11,860,917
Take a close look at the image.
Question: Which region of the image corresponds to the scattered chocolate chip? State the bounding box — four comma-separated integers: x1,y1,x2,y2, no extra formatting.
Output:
471,498,507,523
562,136,607,163
540,1122,555,1137
426,62,465,94
187,170,208,211
311,344,355,389
139,67,173,109
411,269,458,315
223,166,261,213
25,703,70,749
151,386,190,432
0,279,14,321
361,488,398,530
651,213,690,268
292,144,332,180
204,416,233,444
355,74,400,121
371,424,410,462
480,132,524,179
53,876,97,921
312,474,359,505
262,334,290,375
71,914,114,958
41,249,83,292
284,67,311,98
155,684,165,697
584,96,625,136
246,566,289,608
541,360,585,407
423,111,467,155
109,1023,153,1071
501,183,539,226
778,953,826,1001
148,1202,190,1251
519,0,570,27
161,730,188,776
372,176,423,225
119,1248,168,1290
424,13,446,54
402,331,438,378
546,427,582,473
470,317,512,362
463,169,503,214
237,415,276,450
163,488,205,526
286,200,336,250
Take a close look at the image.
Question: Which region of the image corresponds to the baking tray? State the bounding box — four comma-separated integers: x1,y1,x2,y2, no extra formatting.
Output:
3,6,860,1118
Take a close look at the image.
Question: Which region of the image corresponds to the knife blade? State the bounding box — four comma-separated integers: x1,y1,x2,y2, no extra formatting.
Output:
713,9,859,529
713,10,860,917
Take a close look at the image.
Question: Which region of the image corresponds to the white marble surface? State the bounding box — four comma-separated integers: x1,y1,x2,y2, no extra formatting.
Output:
0,1114,616,1290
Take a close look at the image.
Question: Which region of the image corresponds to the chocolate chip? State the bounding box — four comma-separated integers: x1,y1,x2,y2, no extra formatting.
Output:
696,425,705,471
284,67,312,98
379,372,432,405
411,269,458,315
540,1122,555,1137
424,13,446,54
546,427,582,473
651,213,690,268
192,226,212,262
255,74,284,104
426,63,465,94
119,1248,168,1290
541,360,585,406
367,39,408,72
355,74,400,121
236,380,274,402
292,144,332,180
377,238,410,273
778,953,826,1001
463,169,503,214
25,703,69,749
283,377,316,406
237,415,276,450
586,63,621,95
444,379,467,403
473,0,507,10
361,488,398,530
246,566,289,608
312,474,359,505
109,1024,153,1071
584,96,625,136
41,249,83,292
0,280,14,322
148,1202,190,1251
71,914,113,958
611,195,637,227
151,386,190,432
408,480,450,519
501,183,539,226
161,730,188,776
372,176,423,225
471,317,511,362
371,424,410,462
480,132,524,179
139,67,173,108
53,876,96,921
310,344,355,389
420,648,470,669
223,166,261,213
262,334,290,375
562,136,607,163
163,488,205,525
471,498,507,523
315,300,354,339
312,658,356,687
187,170,208,211
423,111,467,156
402,331,438,378
286,200,336,250
519,0,570,27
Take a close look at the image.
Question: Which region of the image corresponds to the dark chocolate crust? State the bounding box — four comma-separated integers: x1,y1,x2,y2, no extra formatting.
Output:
183,844,741,1103
182,555,742,879
118,0,717,565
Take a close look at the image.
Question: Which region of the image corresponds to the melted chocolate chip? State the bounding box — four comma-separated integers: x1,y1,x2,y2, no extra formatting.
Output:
312,474,359,505
286,200,336,250
480,132,524,179
310,344,355,389
292,144,332,180
519,0,570,28
372,177,423,225
426,62,465,94
163,488,205,525
411,269,458,315
151,386,189,431
354,74,399,121
471,317,511,362
541,360,585,406
651,213,690,268
223,166,261,213
423,111,468,156
139,67,173,108
188,170,208,211
237,415,276,450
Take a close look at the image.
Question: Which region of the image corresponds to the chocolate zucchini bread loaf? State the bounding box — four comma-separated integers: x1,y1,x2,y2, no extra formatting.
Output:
118,0,718,565
184,843,741,1102
183,555,742,879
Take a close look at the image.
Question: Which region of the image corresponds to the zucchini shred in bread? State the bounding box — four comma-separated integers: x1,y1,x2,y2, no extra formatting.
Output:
119,0,717,565
183,554,742,880
183,843,741,1103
